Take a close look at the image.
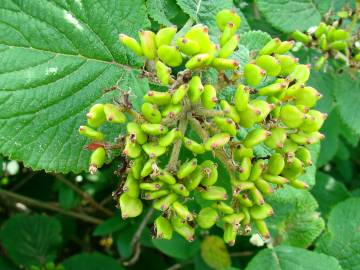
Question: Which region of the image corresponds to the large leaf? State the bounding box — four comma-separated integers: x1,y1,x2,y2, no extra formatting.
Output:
255,0,321,33
0,214,62,268
0,0,150,173
92,214,128,236
311,172,351,218
146,0,175,26
239,30,271,52
200,236,231,270
333,72,360,136
176,0,250,35
266,187,325,248
246,245,342,270
62,253,124,270
316,197,360,270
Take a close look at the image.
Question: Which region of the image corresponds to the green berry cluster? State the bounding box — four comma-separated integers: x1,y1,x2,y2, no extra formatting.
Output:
291,7,360,70
79,9,326,244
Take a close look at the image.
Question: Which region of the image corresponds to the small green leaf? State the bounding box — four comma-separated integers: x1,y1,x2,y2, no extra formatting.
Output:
152,233,200,260
246,245,342,270
239,30,271,52
316,197,360,270
62,253,124,270
93,214,128,236
147,0,174,26
0,214,62,268
267,187,325,248
311,172,351,218
201,236,231,270
58,183,80,210
256,0,321,33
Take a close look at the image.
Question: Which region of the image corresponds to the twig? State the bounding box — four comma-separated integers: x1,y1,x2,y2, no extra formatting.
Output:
11,171,36,191
230,251,254,257
52,174,113,217
166,260,193,270
122,208,155,266
0,188,103,224
166,112,189,172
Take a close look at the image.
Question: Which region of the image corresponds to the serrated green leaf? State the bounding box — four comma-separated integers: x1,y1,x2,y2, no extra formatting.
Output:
311,172,350,218
152,233,200,260
333,72,360,136
246,245,342,270
266,187,325,248
147,0,174,26
0,0,150,173
239,30,271,51
256,0,321,33
316,197,360,270
62,253,124,270
0,214,62,268
176,0,250,36
201,236,231,270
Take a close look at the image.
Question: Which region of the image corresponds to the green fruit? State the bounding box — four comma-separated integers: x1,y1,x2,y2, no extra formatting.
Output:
87,104,106,128
212,201,234,214
158,128,181,147
314,22,328,39
259,38,281,55
79,126,104,141
289,179,309,189
185,25,212,53
222,213,244,230
142,142,167,158
161,103,182,118
171,215,195,242
275,54,298,76
123,172,140,197
157,45,183,67
267,153,285,175
292,86,321,108
234,84,250,112
154,216,173,240
200,186,228,200
177,158,197,179
153,193,178,211
233,181,255,192
185,53,213,69
254,178,274,195
238,157,252,182
176,37,200,55
275,40,294,54
197,207,219,229
183,137,206,154
243,128,270,148
295,147,312,166
156,26,177,47
281,157,304,179
216,9,241,31
158,169,177,185
139,30,157,60
123,136,141,158
249,187,264,205
218,35,240,58
213,117,237,136
255,55,281,77
244,63,265,87
250,99,274,123
257,80,288,96
204,133,231,151
104,104,126,124
300,110,326,132
188,76,204,103
254,219,270,239
184,166,203,191
141,159,155,177
238,105,259,128
220,22,237,46
127,122,148,145
220,100,241,123
201,84,218,109
172,201,193,221
201,160,218,186
211,58,239,70
142,190,169,200
141,102,162,124
156,60,172,86
223,223,237,246
291,30,311,44
236,193,253,207
139,181,164,191
130,157,143,179
89,147,106,173
263,174,289,185
249,159,266,181
288,64,310,83
233,145,254,161
144,91,171,105
119,34,143,56
119,193,143,219
171,183,190,197
280,104,305,128
141,123,168,136
171,84,189,104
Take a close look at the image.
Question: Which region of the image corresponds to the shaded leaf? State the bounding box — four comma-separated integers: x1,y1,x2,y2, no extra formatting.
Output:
93,214,128,236
201,236,231,270
63,253,124,270
0,214,62,268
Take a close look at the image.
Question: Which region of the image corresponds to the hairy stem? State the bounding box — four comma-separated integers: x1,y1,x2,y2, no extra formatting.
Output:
0,188,103,224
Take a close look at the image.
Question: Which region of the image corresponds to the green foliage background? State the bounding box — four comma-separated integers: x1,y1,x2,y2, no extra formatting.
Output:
0,0,359,269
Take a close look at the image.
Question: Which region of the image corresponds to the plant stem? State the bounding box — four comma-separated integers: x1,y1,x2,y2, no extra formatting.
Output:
122,208,154,266
193,107,225,117
52,174,113,217
0,188,103,224
167,112,189,172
